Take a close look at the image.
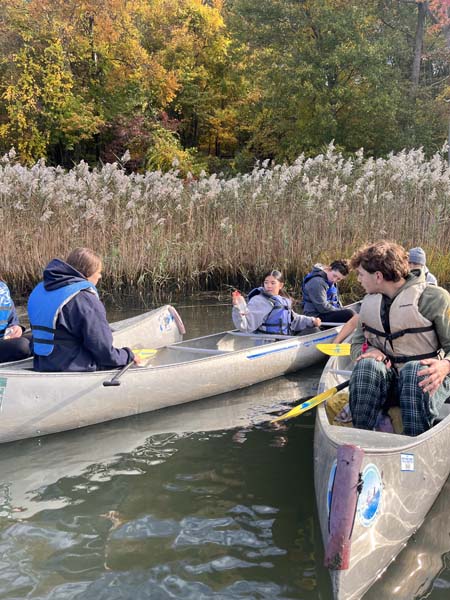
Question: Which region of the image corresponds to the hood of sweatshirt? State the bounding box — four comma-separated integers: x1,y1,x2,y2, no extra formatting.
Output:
43,258,88,291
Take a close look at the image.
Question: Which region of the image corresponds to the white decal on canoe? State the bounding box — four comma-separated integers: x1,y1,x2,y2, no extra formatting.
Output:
327,459,338,516
0,377,7,412
357,464,382,527
400,453,415,472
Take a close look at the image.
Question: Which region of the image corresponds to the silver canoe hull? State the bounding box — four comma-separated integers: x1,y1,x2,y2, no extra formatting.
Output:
365,473,450,599
0,305,340,443
314,354,450,600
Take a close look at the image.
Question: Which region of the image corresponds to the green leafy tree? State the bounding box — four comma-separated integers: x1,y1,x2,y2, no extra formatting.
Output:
227,0,449,159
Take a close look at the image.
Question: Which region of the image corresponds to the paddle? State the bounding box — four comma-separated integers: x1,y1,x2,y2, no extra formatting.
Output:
132,348,157,360
103,361,134,387
316,343,351,356
271,380,350,423
103,348,157,387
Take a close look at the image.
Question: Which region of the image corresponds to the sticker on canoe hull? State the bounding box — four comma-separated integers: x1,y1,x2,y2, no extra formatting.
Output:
0,377,7,411
400,453,415,472
357,464,382,527
158,311,174,332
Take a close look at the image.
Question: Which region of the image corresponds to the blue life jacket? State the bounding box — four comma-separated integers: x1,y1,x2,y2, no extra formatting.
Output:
248,287,293,335
302,270,340,309
0,282,13,338
28,281,98,356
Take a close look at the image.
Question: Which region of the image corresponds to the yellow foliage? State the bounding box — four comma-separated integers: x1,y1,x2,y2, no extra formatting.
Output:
0,0,235,163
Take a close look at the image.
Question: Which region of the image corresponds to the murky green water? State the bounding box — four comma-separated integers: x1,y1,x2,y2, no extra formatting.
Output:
1,300,450,599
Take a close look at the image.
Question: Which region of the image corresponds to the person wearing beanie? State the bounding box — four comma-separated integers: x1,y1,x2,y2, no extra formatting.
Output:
408,247,438,285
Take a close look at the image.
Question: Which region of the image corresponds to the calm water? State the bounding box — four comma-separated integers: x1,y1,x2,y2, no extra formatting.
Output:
1,299,450,599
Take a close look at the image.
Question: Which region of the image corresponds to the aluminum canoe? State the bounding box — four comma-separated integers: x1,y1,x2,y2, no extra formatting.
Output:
314,353,450,600
0,305,341,444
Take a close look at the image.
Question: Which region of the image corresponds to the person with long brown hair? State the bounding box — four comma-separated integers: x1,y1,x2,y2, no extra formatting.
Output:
28,247,139,372
232,269,321,335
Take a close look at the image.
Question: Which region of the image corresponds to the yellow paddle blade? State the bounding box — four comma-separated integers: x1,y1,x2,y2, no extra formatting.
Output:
132,348,157,360
271,386,339,423
271,380,350,424
316,343,351,356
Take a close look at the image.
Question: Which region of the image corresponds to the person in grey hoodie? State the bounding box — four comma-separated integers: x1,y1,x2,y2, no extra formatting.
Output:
232,270,321,335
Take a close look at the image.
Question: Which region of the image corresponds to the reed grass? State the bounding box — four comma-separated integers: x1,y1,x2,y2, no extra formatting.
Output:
2,144,450,301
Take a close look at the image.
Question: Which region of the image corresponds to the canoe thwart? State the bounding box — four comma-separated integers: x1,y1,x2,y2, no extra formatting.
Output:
230,331,293,341
167,346,231,355
328,369,353,377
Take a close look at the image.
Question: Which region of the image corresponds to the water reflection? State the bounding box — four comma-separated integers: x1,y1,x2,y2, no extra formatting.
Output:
0,396,319,598
0,369,319,520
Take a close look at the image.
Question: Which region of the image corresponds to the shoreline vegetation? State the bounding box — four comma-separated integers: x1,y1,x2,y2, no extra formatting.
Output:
2,143,450,303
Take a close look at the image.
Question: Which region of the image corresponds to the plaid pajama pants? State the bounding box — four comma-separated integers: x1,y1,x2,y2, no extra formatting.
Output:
349,358,450,436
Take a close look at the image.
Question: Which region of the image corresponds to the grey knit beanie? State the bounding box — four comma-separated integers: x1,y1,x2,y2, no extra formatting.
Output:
408,247,426,266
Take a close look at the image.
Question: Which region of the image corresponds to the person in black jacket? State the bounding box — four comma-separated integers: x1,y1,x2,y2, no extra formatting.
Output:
0,280,31,363
302,260,355,323
28,247,139,372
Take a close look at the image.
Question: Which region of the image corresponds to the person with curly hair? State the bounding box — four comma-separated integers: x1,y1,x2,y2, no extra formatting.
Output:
348,240,450,436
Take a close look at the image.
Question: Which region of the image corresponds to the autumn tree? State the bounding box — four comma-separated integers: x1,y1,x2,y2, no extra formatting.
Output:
0,0,178,164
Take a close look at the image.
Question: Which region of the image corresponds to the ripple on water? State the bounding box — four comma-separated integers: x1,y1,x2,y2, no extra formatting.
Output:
29,570,286,600
184,555,274,575
174,515,267,549
110,514,180,540
0,393,319,600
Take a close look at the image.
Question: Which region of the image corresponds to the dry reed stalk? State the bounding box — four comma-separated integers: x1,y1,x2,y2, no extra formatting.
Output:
1,144,450,297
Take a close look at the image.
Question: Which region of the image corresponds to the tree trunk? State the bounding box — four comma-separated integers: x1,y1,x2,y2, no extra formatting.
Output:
411,1,427,95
